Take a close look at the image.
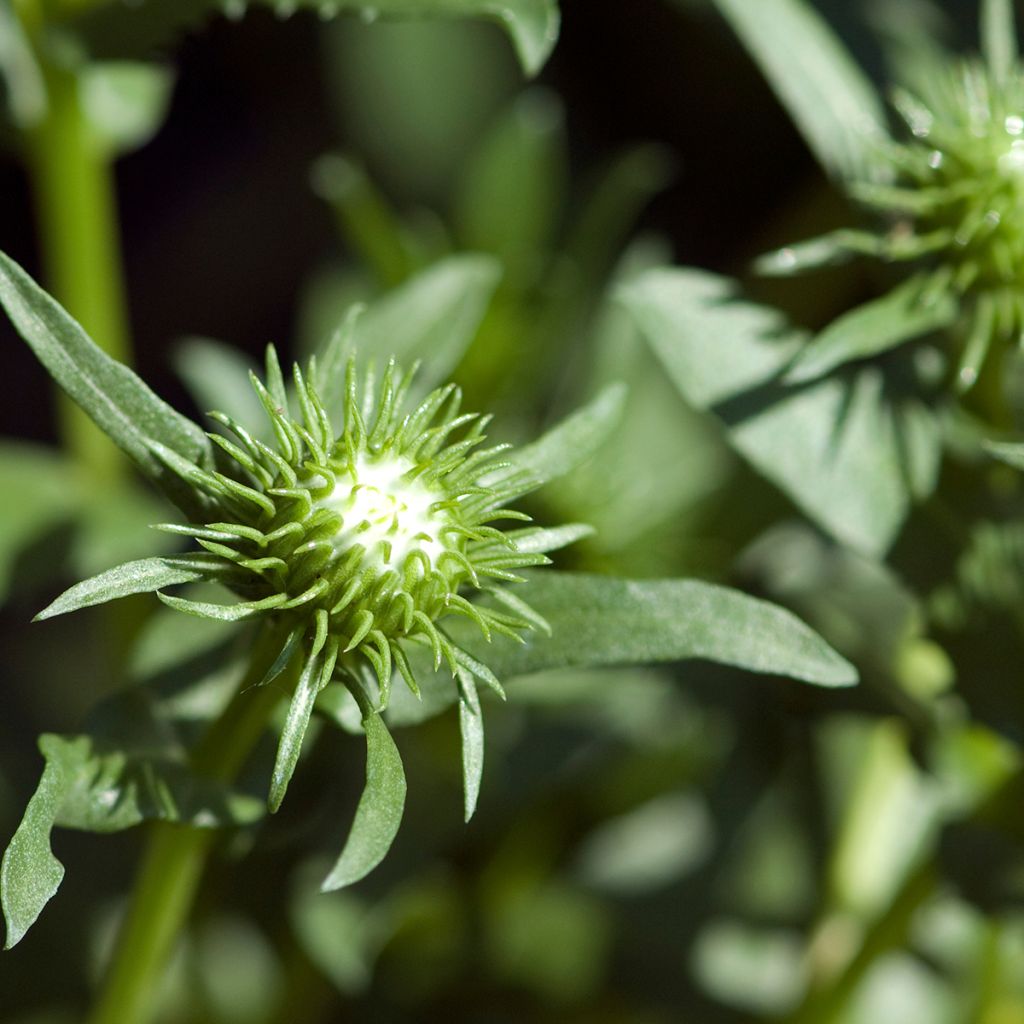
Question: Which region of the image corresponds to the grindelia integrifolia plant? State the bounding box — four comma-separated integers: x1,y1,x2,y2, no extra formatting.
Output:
0,250,854,1023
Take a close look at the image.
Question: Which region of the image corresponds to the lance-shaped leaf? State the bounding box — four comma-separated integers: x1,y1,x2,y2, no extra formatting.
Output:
70,0,559,77
982,0,1019,82
456,670,485,822
269,650,337,812
784,275,957,385
0,251,214,517
707,0,888,182
34,553,226,621
461,572,857,688
483,383,627,492
352,253,502,396
321,690,407,891
2,732,264,948
621,267,941,555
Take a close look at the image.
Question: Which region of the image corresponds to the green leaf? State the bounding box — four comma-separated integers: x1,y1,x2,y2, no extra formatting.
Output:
174,336,264,432
1,737,66,948
982,0,1018,81
80,61,174,155
707,0,888,181
755,228,883,276
0,251,214,517
621,268,941,555
0,0,45,127
784,275,957,384
269,654,331,812
2,732,263,947
353,253,502,394
455,88,567,284
71,0,559,76
462,572,857,688
0,443,77,604
321,707,407,891
456,669,485,821
34,553,223,620
487,383,627,491
984,439,1024,471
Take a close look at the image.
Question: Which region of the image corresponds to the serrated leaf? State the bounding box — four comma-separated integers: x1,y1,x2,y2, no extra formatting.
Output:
2,732,263,947
784,275,957,384
461,572,857,688
0,251,214,517
707,0,888,181
71,0,559,76
34,553,223,620
321,707,407,890
353,253,502,395
621,267,941,554
486,383,626,492
457,670,485,822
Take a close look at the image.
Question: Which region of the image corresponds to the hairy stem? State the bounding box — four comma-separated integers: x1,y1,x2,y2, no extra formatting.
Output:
86,622,296,1024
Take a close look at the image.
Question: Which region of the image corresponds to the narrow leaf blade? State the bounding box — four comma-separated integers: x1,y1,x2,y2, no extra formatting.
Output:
785,276,957,384
321,711,407,890
34,553,220,621
708,0,888,181
0,251,213,515
459,573,857,687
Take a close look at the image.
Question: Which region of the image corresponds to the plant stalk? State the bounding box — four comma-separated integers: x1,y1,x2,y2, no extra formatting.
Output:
86,623,295,1024
23,45,132,481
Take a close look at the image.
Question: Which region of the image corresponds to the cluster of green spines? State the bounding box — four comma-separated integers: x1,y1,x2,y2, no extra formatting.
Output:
855,59,1024,384
152,348,549,712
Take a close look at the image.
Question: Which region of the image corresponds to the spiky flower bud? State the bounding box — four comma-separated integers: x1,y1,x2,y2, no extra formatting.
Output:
853,59,1024,387
152,350,547,713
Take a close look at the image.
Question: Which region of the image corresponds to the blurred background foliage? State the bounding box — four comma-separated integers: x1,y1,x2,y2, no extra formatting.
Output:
4,0,1024,1021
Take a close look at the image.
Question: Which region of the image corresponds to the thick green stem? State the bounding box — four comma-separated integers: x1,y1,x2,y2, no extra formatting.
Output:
86,623,294,1024
23,44,132,481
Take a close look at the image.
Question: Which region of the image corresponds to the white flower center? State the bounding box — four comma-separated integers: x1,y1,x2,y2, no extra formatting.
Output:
318,455,446,570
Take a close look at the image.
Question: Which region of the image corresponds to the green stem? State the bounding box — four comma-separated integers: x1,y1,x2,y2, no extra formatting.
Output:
22,32,132,481
86,623,295,1024
783,862,936,1024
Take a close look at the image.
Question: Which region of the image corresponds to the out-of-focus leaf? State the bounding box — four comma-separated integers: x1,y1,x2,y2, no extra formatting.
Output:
312,154,417,288
80,62,174,155
174,337,263,431
707,0,888,181
755,228,882,276
574,792,713,894
455,88,566,284
0,252,214,518
1,732,263,948
332,254,501,395
0,0,45,127
70,0,559,76
485,383,626,490
622,268,942,554
458,572,857,687
0,443,78,603
982,0,1018,81
784,275,957,384
321,706,407,890
692,919,806,1016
